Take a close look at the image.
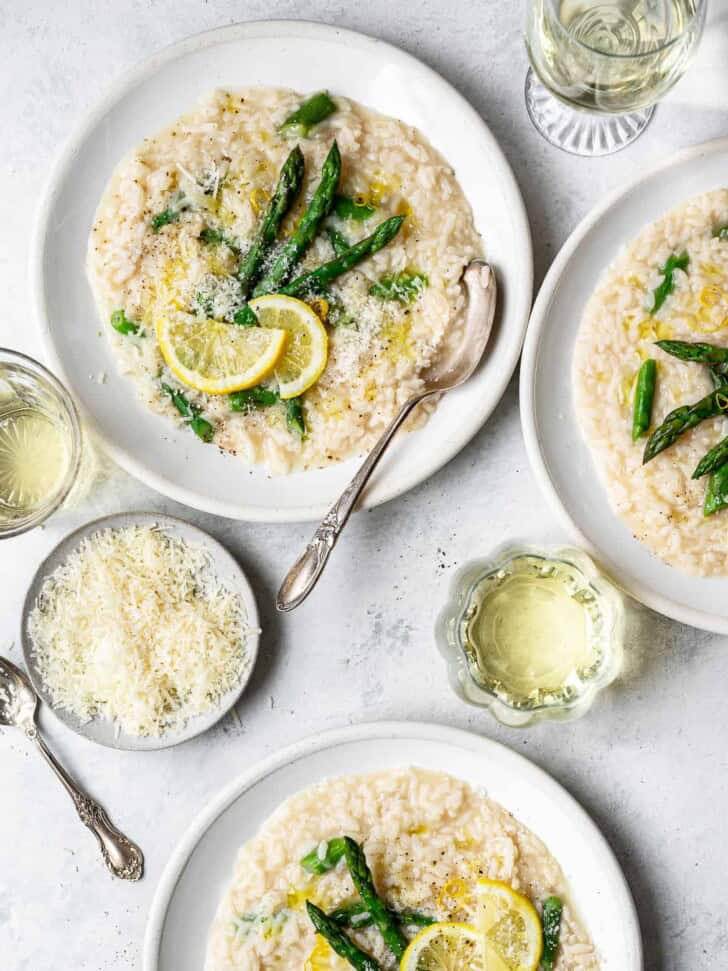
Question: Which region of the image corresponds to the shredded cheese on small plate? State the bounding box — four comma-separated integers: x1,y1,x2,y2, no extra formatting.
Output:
23,513,259,749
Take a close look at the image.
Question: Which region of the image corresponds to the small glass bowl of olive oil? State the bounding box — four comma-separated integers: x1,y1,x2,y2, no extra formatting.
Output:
436,544,624,727
0,349,81,538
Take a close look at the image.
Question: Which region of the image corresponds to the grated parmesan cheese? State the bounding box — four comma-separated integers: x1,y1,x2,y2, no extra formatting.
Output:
27,525,256,737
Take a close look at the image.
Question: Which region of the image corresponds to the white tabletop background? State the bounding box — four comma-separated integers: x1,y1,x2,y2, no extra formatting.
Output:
2,2,727,969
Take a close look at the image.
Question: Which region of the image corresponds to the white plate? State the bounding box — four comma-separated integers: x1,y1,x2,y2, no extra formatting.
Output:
31,20,532,523
143,721,642,971
21,512,260,751
521,138,728,635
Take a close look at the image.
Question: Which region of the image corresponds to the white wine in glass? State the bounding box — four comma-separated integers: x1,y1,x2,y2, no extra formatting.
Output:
525,0,706,156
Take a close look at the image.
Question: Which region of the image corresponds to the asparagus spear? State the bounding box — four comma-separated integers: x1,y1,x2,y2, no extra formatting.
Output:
540,896,563,971
306,902,381,971
693,435,728,478
342,837,408,960
238,146,305,297
199,226,240,251
643,385,728,463
650,251,689,314
110,309,140,335
253,142,341,296
280,92,337,136
656,339,728,365
334,195,376,221
632,359,657,441
326,226,350,256
151,208,180,232
161,382,214,442
229,386,280,411
281,216,405,298
329,901,434,930
286,397,306,438
705,462,728,516
300,837,346,874
369,271,427,305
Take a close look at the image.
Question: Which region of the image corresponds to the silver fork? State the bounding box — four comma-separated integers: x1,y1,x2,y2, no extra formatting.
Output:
0,655,144,880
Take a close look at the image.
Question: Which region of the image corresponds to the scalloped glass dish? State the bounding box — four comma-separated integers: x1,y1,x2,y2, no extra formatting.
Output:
436,544,624,727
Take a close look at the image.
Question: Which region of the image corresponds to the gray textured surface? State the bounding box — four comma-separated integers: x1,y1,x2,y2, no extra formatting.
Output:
1,2,727,969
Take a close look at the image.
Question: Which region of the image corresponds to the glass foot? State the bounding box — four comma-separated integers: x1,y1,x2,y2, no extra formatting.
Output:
524,68,654,157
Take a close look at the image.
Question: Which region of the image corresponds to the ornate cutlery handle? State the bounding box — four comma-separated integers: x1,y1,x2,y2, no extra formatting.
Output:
277,392,426,611
29,727,144,881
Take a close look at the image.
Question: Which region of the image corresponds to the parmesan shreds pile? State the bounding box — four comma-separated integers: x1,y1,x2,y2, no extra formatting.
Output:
28,525,255,737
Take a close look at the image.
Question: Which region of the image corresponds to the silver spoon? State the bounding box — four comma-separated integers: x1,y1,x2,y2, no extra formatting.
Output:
277,259,497,612
0,655,144,880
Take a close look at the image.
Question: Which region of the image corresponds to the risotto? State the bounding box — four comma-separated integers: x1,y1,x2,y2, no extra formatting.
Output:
87,88,483,474
205,768,598,971
574,189,728,576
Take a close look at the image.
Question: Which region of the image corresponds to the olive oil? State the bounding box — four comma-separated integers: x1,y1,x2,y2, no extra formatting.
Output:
0,408,70,521
459,555,605,710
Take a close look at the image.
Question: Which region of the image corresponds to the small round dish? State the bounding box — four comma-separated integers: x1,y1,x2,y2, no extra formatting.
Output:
20,511,260,751
32,19,532,523
436,543,624,727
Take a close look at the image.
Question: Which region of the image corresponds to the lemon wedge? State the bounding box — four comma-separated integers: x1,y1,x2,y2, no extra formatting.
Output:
400,922,485,971
304,936,350,971
475,879,542,971
156,310,286,395
248,294,328,399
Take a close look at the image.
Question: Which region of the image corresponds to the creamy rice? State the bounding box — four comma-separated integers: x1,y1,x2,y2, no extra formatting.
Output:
205,768,597,971
87,88,483,474
574,189,728,575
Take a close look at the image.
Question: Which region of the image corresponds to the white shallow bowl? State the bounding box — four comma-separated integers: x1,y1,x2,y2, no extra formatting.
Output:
143,721,642,971
21,512,260,751
521,137,728,634
32,20,532,523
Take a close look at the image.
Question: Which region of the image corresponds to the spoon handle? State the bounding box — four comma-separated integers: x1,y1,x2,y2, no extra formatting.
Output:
30,729,144,881
277,392,427,611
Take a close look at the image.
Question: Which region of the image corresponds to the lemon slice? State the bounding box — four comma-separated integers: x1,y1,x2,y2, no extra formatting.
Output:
156,311,286,395
248,294,328,399
400,922,485,971
475,879,542,971
304,937,350,971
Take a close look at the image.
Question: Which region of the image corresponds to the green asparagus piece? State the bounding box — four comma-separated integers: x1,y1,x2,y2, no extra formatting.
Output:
334,195,376,221
650,251,689,314
306,902,381,971
281,216,405,298
286,397,306,438
253,142,341,296
656,339,728,365
693,435,728,478
632,359,657,441
161,382,214,442
329,902,434,930
229,386,280,411
540,896,563,971
643,384,728,463
705,462,728,515
713,225,728,239
279,92,337,136
369,271,428,305
110,309,140,335
342,837,408,961
199,226,240,251
238,146,305,296
300,837,347,874
233,305,259,327
326,226,350,256
151,208,180,232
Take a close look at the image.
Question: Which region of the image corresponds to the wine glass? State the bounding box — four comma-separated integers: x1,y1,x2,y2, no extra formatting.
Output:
525,0,707,156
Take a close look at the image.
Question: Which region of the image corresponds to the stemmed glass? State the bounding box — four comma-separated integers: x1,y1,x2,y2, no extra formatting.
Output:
525,0,707,156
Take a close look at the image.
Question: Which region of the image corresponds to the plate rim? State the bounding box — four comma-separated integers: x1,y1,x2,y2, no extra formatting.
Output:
520,135,728,635
142,719,643,971
30,18,533,523
20,510,261,751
